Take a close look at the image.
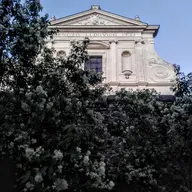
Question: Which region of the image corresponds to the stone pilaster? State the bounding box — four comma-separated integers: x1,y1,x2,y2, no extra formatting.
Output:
109,40,118,83
135,40,145,85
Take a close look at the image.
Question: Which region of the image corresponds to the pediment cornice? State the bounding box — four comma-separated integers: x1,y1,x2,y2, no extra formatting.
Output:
50,6,159,37
50,7,147,26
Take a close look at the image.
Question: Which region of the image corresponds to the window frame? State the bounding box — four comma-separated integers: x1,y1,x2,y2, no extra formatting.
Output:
84,50,107,83
84,55,103,73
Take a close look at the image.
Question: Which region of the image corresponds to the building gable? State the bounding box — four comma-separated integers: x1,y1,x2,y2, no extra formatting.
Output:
50,5,147,27
47,5,175,95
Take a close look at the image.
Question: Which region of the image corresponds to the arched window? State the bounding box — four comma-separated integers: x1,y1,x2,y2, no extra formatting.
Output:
56,50,66,58
121,51,132,73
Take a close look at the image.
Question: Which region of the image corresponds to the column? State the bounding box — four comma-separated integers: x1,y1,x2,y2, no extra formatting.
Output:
135,40,145,84
109,40,118,83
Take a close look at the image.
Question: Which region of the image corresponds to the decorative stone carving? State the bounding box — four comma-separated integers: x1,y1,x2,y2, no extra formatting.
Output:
123,70,132,79
57,50,66,58
148,56,169,67
151,66,170,79
75,14,118,26
147,52,176,81
50,15,56,21
91,5,100,10
135,15,140,21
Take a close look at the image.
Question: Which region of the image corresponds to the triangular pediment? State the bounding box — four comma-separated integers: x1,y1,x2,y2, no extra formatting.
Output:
61,13,132,26
50,6,148,27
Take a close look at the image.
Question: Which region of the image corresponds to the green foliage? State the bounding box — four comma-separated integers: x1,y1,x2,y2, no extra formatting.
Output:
1,1,192,192
0,0,54,89
102,90,192,192
172,64,192,96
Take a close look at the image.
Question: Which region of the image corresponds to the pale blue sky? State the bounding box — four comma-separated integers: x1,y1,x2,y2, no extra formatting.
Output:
41,0,192,73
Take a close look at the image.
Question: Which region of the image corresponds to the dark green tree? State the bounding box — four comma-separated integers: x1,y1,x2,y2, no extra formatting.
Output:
1,1,192,192
172,64,192,96
0,0,52,89
0,1,112,191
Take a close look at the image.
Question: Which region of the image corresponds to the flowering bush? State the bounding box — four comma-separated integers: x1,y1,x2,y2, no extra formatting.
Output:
0,36,113,191
1,1,192,192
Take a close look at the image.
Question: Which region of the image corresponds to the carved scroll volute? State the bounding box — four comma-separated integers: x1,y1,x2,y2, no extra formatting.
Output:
147,56,176,81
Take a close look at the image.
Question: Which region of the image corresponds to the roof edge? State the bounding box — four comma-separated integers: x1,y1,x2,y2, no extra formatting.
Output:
50,6,148,26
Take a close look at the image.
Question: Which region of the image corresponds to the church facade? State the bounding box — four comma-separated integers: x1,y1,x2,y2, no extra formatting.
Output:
48,5,176,94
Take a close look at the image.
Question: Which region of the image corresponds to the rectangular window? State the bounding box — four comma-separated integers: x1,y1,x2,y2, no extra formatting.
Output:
84,56,102,72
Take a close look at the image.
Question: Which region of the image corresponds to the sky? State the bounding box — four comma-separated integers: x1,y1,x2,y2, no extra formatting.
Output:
40,0,192,74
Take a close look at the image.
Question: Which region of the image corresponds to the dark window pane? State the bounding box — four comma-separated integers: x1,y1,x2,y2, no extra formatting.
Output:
85,56,102,72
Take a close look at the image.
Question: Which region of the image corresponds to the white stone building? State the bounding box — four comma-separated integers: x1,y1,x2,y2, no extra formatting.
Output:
48,5,176,94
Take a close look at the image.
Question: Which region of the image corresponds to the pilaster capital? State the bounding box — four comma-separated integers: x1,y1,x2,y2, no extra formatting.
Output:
135,40,145,48
135,40,145,46
148,39,155,44
109,40,118,44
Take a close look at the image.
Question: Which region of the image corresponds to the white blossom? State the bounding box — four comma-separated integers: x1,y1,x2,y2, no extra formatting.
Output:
38,103,44,110
31,139,37,144
46,102,54,109
108,181,115,190
34,173,43,183
5,115,9,120
86,150,91,156
25,182,34,191
36,85,47,96
17,164,22,168
21,102,31,112
76,101,82,108
20,123,25,128
57,165,63,173
36,146,44,153
25,92,33,100
25,148,35,159
36,85,43,93
74,164,79,168
41,98,46,104
76,147,81,153
54,178,68,191
99,166,105,176
89,172,99,179
83,155,89,165
99,162,105,167
53,150,63,161
9,142,14,148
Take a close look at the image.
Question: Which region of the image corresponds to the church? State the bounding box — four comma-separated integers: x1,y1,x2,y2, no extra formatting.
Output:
48,5,176,94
